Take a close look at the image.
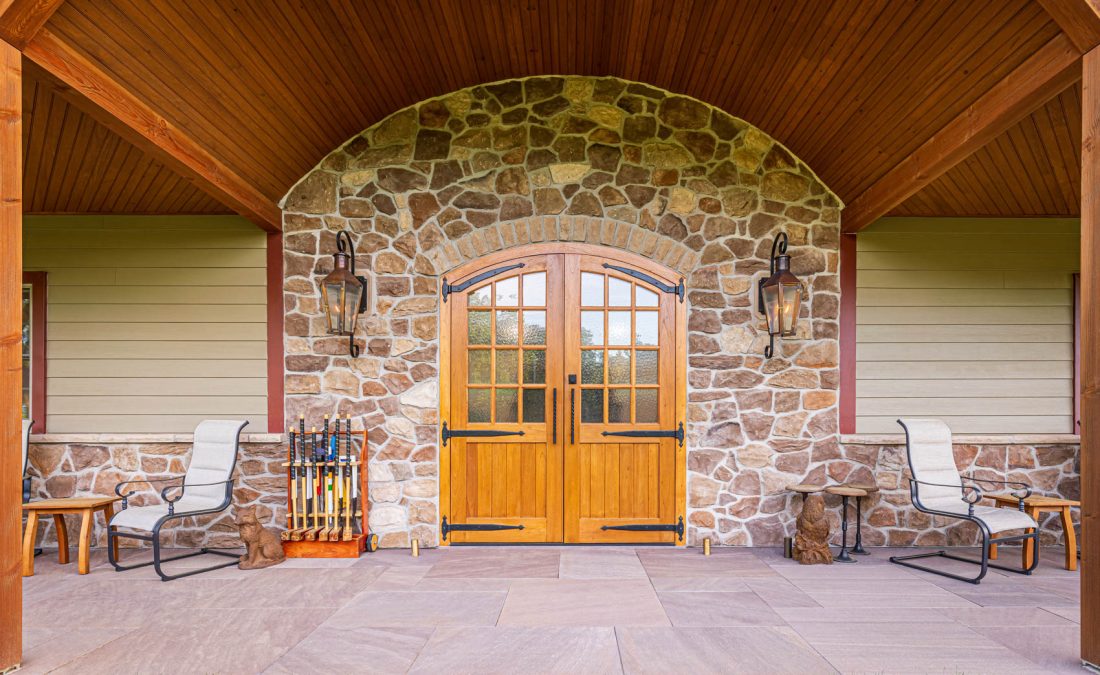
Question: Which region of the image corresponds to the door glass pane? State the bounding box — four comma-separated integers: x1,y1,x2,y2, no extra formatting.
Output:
636,350,658,384
496,310,518,344
522,350,546,384
523,272,546,306
468,350,491,384
468,388,491,423
581,389,604,423
496,350,518,383
496,388,518,423
469,285,492,307
522,389,545,423
581,272,604,306
635,311,658,346
636,389,658,423
496,277,519,305
607,350,631,384
468,311,490,344
608,277,631,306
636,286,658,307
581,350,604,384
523,310,546,344
607,311,631,345
580,311,604,346
608,389,631,423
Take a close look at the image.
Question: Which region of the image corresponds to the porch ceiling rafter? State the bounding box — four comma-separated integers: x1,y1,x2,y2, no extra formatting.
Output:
0,0,63,49
1038,0,1100,53
18,28,280,232
842,33,1081,233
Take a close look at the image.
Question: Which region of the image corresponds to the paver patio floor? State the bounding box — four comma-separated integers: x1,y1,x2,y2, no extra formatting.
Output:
19,545,1083,673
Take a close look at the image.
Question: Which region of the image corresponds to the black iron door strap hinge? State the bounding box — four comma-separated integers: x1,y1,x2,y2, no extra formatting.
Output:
601,421,684,447
601,516,685,541
441,263,525,302
602,263,685,303
441,516,525,541
441,421,525,447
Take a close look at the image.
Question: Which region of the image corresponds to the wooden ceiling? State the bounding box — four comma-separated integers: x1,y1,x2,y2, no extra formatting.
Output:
10,0,1091,218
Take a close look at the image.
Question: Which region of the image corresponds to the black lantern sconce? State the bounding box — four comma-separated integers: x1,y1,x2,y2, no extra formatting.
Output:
320,230,369,357
757,231,805,358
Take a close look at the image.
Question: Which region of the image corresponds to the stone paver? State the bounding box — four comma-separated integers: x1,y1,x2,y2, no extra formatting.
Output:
19,546,1082,673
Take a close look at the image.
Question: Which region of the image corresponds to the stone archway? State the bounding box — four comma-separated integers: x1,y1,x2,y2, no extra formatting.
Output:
280,76,843,548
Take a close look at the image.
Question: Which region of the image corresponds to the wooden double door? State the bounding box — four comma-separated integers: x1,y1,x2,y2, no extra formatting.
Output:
441,245,685,544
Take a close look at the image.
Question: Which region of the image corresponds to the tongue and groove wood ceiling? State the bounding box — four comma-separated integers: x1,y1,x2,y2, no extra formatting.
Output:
17,0,1085,217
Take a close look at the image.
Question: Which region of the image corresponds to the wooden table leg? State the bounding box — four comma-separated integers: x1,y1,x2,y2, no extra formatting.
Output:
78,508,93,574
22,511,39,577
1060,505,1077,571
53,514,69,565
102,503,118,562
1023,506,1040,570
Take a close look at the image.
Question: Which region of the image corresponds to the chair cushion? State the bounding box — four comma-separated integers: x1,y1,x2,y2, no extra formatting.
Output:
183,420,247,503
919,497,1038,534
898,418,964,505
110,496,225,532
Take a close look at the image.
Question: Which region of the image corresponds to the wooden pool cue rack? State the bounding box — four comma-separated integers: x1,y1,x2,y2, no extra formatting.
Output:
281,413,379,558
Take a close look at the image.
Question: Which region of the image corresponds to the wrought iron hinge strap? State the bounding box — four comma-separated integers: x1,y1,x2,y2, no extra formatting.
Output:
601,422,685,447
441,515,525,541
602,263,685,303
601,516,685,541
441,421,525,447
441,263,525,302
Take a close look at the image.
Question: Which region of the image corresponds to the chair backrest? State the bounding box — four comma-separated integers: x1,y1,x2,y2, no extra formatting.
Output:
184,419,248,503
21,419,33,476
897,418,962,506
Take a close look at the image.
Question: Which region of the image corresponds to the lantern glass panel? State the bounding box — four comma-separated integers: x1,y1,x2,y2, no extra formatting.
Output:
322,273,363,335
761,283,781,335
779,282,802,336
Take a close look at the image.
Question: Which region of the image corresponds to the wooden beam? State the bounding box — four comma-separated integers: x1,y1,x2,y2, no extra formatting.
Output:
22,29,280,232
0,0,63,49
1081,44,1100,671
0,39,21,672
1038,0,1100,54
266,232,284,433
842,34,1081,233
838,233,856,434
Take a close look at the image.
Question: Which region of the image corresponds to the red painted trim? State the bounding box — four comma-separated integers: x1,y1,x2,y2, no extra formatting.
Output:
839,233,857,434
266,232,284,433
1075,272,1081,434
22,272,46,434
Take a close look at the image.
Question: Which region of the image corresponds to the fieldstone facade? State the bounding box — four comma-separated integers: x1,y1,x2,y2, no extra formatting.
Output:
280,75,846,548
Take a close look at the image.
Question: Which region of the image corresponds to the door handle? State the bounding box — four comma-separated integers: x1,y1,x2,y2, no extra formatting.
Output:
552,388,557,444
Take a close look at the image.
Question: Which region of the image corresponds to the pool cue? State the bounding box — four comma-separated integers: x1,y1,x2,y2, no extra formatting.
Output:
282,428,296,540
291,427,306,541
331,415,343,541
320,415,331,540
308,426,321,540
343,415,353,540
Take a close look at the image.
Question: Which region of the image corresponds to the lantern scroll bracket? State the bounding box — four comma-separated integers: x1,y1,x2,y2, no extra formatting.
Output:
441,263,525,302
601,264,685,302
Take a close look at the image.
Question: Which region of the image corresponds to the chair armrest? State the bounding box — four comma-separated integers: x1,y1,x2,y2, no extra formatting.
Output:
114,476,184,507
964,474,1032,508
160,479,234,515
906,477,982,515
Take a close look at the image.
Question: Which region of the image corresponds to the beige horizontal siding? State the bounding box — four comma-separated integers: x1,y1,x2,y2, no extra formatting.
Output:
26,215,268,433
855,218,1078,435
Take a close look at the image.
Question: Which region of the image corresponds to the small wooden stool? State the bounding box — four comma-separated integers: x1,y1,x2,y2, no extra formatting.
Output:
987,495,1080,571
22,496,121,576
826,486,867,563
844,482,880,555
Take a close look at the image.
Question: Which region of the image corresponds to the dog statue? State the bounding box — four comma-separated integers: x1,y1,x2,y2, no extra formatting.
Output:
235,506,286,570
793,493,833,565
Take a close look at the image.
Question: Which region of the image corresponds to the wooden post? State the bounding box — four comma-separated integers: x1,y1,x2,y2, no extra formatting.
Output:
1081,46,1100,670
0,40,22,671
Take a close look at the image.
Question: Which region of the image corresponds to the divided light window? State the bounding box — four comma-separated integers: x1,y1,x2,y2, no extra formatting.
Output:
21,283,32,420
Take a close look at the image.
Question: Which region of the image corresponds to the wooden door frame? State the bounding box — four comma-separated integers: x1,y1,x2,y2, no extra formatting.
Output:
439,242,688,545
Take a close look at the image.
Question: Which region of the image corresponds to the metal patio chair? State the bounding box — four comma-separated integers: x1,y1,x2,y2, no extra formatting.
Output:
21,419,42,557
108,419,248,581
889,418,1040,584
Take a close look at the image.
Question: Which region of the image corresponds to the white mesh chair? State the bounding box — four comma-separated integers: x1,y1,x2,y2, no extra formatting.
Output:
108,419,248,581
889,418,1039,583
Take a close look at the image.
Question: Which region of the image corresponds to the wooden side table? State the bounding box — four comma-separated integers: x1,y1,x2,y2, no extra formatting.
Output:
22,496,122,576
987,495,1080,571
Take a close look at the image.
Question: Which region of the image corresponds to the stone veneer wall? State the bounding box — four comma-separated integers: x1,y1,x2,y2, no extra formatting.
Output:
279,76,844,548
24,437,1079,549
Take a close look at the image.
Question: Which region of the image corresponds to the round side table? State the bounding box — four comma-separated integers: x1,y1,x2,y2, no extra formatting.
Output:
826,486,867,563
843,482,879,555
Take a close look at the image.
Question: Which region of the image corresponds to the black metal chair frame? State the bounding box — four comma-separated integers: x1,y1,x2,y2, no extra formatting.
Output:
888,423,1040,584
108,434,243,582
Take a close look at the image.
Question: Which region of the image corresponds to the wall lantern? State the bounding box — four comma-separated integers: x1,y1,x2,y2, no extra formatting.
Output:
320,230,369,357
758,231,805,358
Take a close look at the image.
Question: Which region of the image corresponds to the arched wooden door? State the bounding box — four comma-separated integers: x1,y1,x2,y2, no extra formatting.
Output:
440,244,686,544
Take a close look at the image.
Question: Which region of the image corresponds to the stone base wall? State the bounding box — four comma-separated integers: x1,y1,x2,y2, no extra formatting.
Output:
26,437,1078,550
25,440,286,549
